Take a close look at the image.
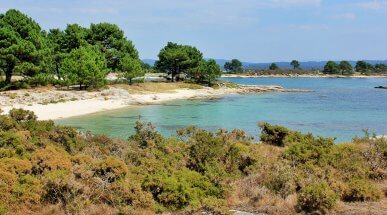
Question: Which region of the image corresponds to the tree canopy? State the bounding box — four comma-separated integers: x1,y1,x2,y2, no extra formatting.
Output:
374,63,387,73
0,9,49,83
155,42,203,82
0,9,143,90
339,61,353,76
224,59,243,73
355,60,374,75
60,45,108,89
290,60,301,70
88,23,138,71
323,61,340,74
118,54,144,84
199,59,222,86
269,63,279,70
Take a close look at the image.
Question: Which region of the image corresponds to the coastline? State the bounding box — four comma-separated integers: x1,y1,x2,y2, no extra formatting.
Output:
221,74,387,78
0,84,310,120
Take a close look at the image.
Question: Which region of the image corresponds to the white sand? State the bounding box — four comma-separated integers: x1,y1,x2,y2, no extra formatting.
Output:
0,85,310,120
0,88,236,120
1,99,129,120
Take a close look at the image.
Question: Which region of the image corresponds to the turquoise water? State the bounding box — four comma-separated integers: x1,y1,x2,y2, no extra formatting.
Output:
56,78,387,142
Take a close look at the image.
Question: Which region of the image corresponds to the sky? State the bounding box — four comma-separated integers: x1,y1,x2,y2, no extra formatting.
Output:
1,0,387,62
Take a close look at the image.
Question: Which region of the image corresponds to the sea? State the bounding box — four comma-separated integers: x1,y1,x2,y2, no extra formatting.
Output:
56,77,387,143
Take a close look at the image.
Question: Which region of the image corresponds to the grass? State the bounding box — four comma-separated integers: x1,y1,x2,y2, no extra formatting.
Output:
39,98,69,105
3,92,18,99
112,82,203,94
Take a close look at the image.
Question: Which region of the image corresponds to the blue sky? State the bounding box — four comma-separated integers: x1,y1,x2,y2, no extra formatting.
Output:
1,0,386,62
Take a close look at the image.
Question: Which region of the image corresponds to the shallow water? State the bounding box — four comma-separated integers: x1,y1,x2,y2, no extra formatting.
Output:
56,78,387,142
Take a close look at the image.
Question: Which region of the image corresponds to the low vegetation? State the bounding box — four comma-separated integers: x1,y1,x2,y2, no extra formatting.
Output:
0,109,385,214
112,82,203,94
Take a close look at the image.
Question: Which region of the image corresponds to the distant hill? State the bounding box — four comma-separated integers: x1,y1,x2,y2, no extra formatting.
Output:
142,59,156,66
142,59,387,70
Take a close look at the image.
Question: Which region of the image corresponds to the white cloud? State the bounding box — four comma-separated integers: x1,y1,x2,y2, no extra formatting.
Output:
356,0,387,10
332,13,357,20
72,8,118,15
290,24,329,31
267,0,321,7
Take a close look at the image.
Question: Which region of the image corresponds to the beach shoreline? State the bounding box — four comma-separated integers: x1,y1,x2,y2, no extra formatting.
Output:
0,84,310,120
221,74,387,78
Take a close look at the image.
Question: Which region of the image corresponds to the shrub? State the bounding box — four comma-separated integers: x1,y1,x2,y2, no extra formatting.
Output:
297,182,338,213
0,165,17,204
0,115,17,131
129,121,163,149
49,126,78,152
259,122,290,147
8,109,37,123
28,73,57,86
31,145,72,174
0,158,32,174
142,172,190,211
264,162,297,198
142,170,222,211
0,132,26,156
284,135,334,166
12,175,42,204
111,178,154,209
42,169,79,204
94,157,128,183
343,179,383,202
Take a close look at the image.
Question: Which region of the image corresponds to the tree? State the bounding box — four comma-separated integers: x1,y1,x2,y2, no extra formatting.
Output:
47,29,67,80
355,61,374,74
88,23,138,71
269,63,279,70
118,54,144,85
155,42,203,82
60,45,108,89
323,61,340,74
199,59,222,86
339,61,353,76
374,64,387,73
0,9,48,83
224,59,242,73
63,24,89,52
290,60,300,70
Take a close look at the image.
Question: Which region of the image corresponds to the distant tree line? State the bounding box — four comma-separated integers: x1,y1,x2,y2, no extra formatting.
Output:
0,9,222,90
323,60,387,76
223,57,387,76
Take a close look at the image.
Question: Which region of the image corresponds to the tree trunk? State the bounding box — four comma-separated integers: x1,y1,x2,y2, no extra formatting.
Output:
55,62,61,80
5,72,12,84
129,78,132,85
5,64,14,84
171,70,175,82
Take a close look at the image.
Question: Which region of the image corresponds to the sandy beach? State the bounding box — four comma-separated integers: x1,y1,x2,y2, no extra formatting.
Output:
0,84,310,120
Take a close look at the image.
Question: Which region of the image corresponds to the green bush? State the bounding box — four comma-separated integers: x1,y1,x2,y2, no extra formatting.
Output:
284,135,334,166
94,157,128,183
343,179,383,202
297,182,338,213
8,109,37,123
142,170,222,211
28,73,57,86
258,122,290,147
0,112,384,214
